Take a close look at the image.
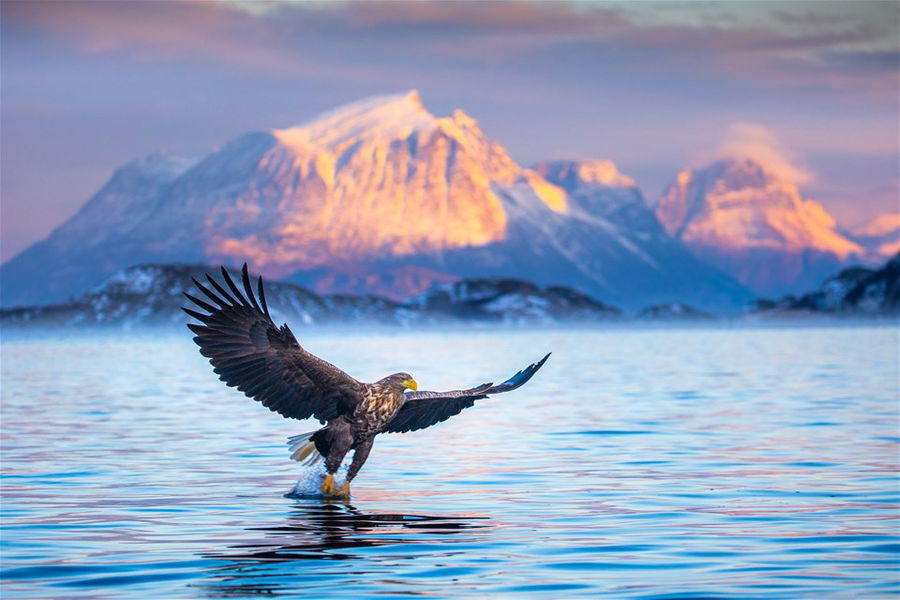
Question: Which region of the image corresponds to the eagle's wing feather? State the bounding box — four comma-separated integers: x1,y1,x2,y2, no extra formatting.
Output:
383,353,550,433
183,264,363,422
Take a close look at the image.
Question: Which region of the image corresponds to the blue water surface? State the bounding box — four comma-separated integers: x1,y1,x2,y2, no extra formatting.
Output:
2,324,898,598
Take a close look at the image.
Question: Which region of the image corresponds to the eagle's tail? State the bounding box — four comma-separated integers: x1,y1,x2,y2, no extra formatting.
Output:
287,431,323,466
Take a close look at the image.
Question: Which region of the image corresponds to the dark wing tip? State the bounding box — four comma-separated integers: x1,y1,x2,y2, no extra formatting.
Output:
220,265,249,306
186,322,207,335
182,291,216,314
257,274,270,318
241,263,262,312
205,273,236,306
488,352,551,394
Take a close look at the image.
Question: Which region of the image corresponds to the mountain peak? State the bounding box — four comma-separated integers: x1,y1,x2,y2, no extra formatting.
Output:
713,156,765,171
656,157,863,294
273,90,437,153
403,89,423,107
296,90,427,127
535,160,636,190
697,157,782,192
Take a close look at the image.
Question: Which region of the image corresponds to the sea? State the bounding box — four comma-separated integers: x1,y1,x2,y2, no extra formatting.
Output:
1,324,898,598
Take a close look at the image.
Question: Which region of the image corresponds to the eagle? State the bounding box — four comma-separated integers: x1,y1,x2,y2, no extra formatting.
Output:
183,264,550,497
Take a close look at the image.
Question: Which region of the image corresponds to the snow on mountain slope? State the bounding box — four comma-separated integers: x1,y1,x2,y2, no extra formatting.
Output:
536,160,660,236
528,159,748,305
536,159,636,189
656,158,865,295
1,92,750,310
53,153,199,246
0,153,202,306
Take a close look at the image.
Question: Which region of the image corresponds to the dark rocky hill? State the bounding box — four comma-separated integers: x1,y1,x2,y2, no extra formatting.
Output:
751,254,899,316
0,263,622,329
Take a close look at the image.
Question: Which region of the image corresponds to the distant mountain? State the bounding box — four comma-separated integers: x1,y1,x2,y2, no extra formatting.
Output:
751,254,899,316
0,264,624,329
409,277,620,323
846,213,900,258
534,160,665,236
656,158,865,296
1,91,750,312
636,302,713,320
528,159,753,309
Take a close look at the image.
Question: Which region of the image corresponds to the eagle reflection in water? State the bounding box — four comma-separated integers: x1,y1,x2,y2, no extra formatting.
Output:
198,502,488,597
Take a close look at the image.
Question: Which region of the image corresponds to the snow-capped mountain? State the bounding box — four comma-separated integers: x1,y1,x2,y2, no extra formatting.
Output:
531,159,748,306
656,158,864,295
1,91,750,311
535,160,642,220
847,213,900,258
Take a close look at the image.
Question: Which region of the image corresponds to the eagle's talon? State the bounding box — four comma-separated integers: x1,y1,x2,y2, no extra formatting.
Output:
322,473,335,496
336,481,351,498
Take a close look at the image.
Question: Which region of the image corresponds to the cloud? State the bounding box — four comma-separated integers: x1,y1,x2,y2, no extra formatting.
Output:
4,0,897,89
3,1,270,65
344,0,627,34
713,123,814,184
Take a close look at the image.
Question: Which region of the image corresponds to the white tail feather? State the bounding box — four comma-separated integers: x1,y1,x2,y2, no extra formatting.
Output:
287,431,323,465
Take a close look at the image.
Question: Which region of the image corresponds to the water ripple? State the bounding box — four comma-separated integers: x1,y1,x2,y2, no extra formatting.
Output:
1,326,898,598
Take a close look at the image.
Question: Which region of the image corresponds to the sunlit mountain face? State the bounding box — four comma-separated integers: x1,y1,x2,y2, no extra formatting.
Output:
656,158,868,296
1,91,754,311
204,90,516,272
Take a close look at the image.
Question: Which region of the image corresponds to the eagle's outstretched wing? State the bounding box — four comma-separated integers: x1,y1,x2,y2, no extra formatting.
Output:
383,353,550,433
183,264,363,423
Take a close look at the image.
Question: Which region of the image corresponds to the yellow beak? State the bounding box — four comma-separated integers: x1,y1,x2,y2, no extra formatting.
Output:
404,378,418,391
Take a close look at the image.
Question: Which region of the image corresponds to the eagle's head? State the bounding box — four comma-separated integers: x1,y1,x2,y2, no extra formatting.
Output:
385,372,418,392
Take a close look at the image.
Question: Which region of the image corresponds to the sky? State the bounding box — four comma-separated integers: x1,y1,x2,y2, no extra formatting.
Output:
2,0,898,262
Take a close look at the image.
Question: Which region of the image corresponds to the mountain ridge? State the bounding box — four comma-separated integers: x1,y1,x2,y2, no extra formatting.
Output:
6,257,894,329
0,263,623,328
3,91,750,310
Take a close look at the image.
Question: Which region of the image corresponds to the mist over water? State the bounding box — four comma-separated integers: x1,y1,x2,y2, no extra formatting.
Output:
2,325,898,598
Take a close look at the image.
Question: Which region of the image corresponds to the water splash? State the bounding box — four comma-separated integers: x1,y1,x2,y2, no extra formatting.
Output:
286,462,349,498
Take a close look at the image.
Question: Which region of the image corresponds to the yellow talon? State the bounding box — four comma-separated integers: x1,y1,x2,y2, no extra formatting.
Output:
321,473,335,495
336,481,351,498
